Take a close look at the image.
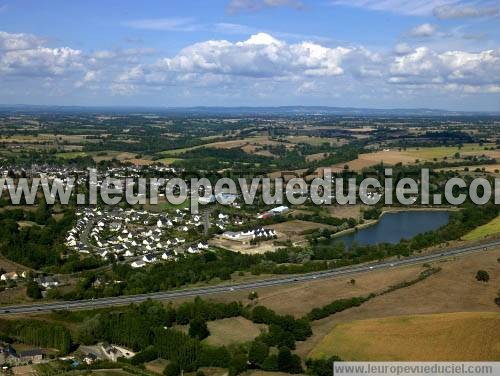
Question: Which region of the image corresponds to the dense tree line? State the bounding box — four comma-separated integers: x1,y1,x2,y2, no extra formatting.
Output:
74,299,310,375
0,206,74,269
295,212,357,228
307,296,371,321
0,320,72,354
363,207,382,220
306,267,441,321
0,206,102,273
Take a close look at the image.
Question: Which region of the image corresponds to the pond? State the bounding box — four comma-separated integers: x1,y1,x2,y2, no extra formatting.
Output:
339,210,450,248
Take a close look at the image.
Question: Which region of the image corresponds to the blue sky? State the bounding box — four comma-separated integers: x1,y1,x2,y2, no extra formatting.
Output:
0,0,499,110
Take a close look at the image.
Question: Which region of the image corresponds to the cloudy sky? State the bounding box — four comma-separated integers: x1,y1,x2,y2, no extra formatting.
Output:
0,0,499,110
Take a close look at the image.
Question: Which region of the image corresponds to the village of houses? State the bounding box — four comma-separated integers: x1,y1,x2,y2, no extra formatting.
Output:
0,164,371,375
65,204,282,270
0,201,284,375
1,164,289,294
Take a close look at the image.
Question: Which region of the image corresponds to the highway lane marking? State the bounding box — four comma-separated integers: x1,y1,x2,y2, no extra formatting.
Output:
1,240,498,315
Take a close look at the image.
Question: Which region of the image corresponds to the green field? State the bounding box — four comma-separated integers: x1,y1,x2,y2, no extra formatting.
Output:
405,144,494,160
55,151,88,159
463,216,500,241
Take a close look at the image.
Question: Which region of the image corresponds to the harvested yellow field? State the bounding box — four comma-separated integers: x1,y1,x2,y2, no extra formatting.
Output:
157,157,180,165
329,144,498,171
463,216,500,241
125,158,154,166
294,248,500,358
267,219,334,234
88,151,155,165
306,152,329,162
160,136,283,156
327,204,362,220
309,312,500,361
328,157,381,172
204,317,265,347
359,150,422,164
372,144,495,162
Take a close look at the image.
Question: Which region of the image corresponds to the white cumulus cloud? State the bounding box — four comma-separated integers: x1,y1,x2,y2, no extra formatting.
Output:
120,33,355,82
408,23,437,38
1,29,498,106
0,31,45,51
390,47,500,87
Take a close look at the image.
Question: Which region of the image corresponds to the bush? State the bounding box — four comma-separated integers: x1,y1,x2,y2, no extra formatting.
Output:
131,346,157,365
248,341,269,366
198,346,230,367
306,356,342,376
261,354,279,371
307,296,368,321
189,318,210,340
277,347,303,374
26,281,42,299
248,291,258,300
475,270,490,282
229,352,248,376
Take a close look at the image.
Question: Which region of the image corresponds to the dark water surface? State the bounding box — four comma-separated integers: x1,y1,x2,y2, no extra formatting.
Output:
339,210,450,248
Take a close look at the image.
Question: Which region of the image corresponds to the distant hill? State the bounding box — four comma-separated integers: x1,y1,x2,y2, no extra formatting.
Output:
0,104,499,117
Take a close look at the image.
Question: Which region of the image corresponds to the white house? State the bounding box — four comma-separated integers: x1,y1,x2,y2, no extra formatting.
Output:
131,260,146,268
161,252,175,261
1,272,18,281
35,276,60,288
270,206,289,215
143,254,157,263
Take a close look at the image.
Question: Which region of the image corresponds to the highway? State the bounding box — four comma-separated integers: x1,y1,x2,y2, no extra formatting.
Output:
1,239,499,315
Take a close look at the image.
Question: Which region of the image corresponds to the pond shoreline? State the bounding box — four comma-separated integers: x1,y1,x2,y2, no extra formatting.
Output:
332,206,456,240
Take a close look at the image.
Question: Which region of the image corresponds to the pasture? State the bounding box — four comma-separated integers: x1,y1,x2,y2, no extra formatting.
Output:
328,144,498,172
204,317,265,347
463,216,500,241
309,312,500,361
